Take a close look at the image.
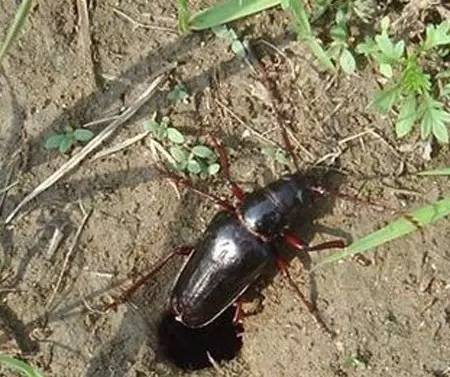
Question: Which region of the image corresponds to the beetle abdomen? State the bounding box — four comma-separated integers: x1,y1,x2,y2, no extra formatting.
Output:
171,212,273,328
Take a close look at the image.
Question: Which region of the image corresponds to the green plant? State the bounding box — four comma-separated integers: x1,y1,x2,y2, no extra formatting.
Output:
344,354,368,369
212,25,248,58
144,117,221,177
261,146,291,166
327,7,356,74
0,0,33,65
281,0,335,71
0,354,44,377
45,125,94,153
315,167,450,268
176,0,335,71
168,83,189,102
357,18,450,143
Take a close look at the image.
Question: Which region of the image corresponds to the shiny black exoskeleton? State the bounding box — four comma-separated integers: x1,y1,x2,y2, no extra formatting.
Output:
171,173,314,328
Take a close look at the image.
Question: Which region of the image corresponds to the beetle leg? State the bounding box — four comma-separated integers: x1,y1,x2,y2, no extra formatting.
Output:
232,300,244,324
275,256,335,337
106,245,194,311
283,232,346,252
207,134,246,203
156,167,236,212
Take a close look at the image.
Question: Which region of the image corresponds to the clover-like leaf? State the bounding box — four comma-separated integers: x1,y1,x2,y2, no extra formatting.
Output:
59,136,73,153
208,163,220,175
143,119,160,133
73,129,94,142
45,134,66,150
187,159,202,174
192,145,215,159
169,145,188,163
167,128,185,144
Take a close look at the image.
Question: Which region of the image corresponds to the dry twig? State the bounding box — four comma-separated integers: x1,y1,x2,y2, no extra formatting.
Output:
47,203,92,308
5,73,167,224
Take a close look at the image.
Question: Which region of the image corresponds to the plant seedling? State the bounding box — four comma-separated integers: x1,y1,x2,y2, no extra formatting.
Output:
261,146,291,166
144,117,221,177
327,7,356,74
212,25,248,58
357,18,450,143
45,125,94,154
168,83,189,103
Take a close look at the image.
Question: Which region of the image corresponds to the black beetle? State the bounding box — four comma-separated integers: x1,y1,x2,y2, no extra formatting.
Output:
110,138,345,333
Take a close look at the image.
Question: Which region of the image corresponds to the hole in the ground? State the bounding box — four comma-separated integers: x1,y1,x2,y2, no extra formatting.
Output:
157,306,243,370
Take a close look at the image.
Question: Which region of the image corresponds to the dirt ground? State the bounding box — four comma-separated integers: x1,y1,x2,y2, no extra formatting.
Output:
1,1,449,376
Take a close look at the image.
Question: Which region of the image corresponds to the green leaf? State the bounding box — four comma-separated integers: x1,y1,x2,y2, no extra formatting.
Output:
44,134,66,150
372,86,401,113
417,167,450,176
423,21,450,51
208,163,221,175
0,0,33,65
379,63,392,78
275,149,290,165
58,137,73,153
143,119,160,133
192,145,215,159
356,38,377,57
420,98,450,142
73,129,94,142
188,0,281,30
169,146,188,163
375,30,404,63
0,354,45,377
280,0,290,10
168,84,189,102
395,95,417,138
315,197,450,268
380,16,390,31
167,128,185,144
339,49,356,74
187,159,202,174
432,118,449,143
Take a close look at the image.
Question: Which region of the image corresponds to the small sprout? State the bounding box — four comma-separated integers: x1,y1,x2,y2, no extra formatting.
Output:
208,163,220,175
187,159,202,174
192,145,215,159
212,24,248,58
167,128,185,144
344,355,367,369
262,147,291,166
144,116,220,177
168,83,189,103
44,126,94,154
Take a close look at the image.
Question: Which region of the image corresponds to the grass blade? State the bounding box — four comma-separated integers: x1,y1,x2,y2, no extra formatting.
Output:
287,0,335,71
0,355,45,377
0,0,33,65
189,0,281,30
417,167,450,176
315,197,450,268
